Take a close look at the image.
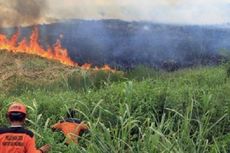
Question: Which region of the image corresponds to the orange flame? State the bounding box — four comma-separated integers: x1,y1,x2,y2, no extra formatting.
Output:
0,27,115,72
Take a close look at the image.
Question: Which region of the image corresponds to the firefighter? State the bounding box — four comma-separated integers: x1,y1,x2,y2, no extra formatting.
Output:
0,102,51,153
51,109,88,145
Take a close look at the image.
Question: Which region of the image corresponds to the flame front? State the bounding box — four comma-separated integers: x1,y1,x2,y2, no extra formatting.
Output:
0,27,75,66
0,27,115,72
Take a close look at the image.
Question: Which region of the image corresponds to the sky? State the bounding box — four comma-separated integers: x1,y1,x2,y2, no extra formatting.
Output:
0,0,230,26
47,0,230,25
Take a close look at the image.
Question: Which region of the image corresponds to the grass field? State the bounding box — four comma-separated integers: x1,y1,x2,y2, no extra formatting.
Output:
0,51,229,152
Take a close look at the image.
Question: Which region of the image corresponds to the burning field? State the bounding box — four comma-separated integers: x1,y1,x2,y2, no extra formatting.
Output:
0,27,75,66
0,26,114,71
0,19,228,72
0,1,229,152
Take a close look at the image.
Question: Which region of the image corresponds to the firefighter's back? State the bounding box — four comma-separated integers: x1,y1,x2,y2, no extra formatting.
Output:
0,127,34,153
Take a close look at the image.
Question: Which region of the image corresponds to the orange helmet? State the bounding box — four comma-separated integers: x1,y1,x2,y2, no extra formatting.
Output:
8,102,27,114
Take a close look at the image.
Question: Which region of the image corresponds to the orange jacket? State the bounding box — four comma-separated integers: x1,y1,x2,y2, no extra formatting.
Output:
0,127,42,153
51,119,88,144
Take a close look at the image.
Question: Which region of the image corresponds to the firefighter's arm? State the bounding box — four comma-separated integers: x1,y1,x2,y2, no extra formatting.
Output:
51,122,62,131
39,144,51,153
25,136,50,153
80,122,89,130
78,122,89,136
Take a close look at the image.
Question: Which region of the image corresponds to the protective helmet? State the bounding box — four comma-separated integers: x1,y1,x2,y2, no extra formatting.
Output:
8,102,27,114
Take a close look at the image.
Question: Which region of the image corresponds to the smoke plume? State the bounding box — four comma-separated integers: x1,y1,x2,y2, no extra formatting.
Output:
47,0,230,25
0,0,48,27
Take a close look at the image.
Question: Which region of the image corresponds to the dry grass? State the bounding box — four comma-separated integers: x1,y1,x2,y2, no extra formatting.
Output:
0,50,123,94
0,50,77,93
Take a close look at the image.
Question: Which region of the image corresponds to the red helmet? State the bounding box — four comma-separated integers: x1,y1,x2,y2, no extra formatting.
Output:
8,102,27,114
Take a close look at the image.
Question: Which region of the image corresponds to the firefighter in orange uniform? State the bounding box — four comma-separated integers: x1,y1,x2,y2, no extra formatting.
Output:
51,109,88,145
0,102,51,153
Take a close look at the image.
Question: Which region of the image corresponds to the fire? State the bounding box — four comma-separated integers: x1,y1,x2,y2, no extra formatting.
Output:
82,63,92,70
0,27,115,72
0,27,75,66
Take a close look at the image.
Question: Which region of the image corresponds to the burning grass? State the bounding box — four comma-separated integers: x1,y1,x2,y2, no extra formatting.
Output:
0,27,75,66
0,27,115,71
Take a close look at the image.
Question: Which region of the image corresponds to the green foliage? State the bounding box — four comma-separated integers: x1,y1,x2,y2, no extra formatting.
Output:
225,62,230,78
0,66,230,152
67,70,124,91
6,70,124,96
126,65,161,80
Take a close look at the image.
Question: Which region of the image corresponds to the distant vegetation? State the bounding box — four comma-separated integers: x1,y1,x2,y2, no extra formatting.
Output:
0,51,229,152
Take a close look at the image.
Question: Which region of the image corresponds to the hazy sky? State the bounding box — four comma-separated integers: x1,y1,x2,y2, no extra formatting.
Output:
47,0,230,25
0,0,229,26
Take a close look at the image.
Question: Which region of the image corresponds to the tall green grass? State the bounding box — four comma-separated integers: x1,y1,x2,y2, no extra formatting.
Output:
0,66,229,152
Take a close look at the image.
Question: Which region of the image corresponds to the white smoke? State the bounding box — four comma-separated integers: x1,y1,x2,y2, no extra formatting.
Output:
0,0,229,26
0,0,50,27
47,0,230,25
